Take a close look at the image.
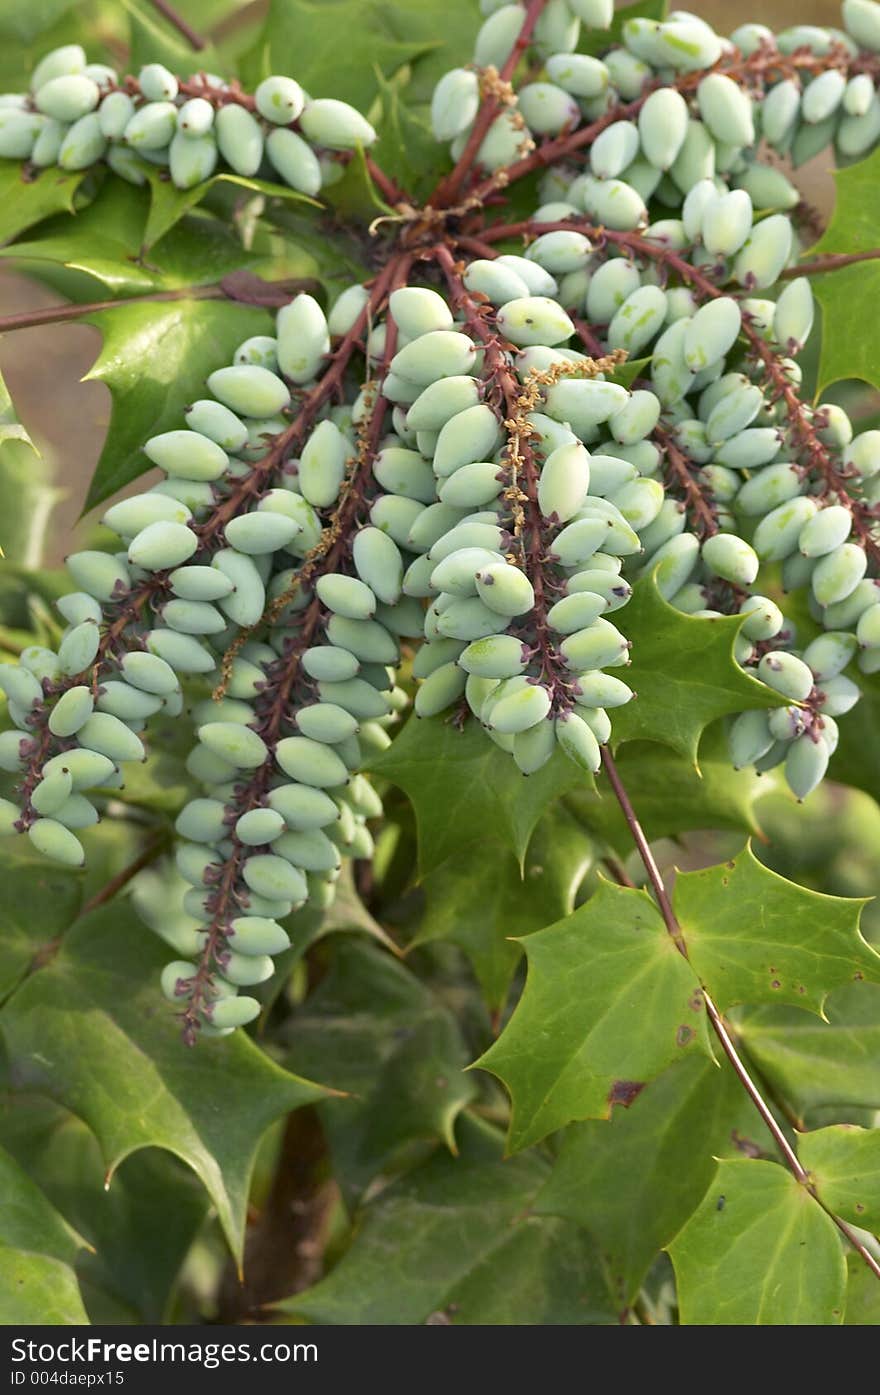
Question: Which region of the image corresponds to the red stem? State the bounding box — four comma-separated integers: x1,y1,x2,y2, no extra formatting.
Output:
0,278,319,334
467,40,880,207
147,0,206,50
430,0,550,208
177,251,413,1043
482,216,880,569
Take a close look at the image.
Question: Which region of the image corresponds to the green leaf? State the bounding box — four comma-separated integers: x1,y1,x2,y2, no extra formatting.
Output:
668,1158,847,1325
141,167,320,252
0,853,83,1001
282,1116,616,1325
799,1125,880,1232
807,147,880,392
673,843,879,1016
475,880,712,1151
415,804,593,1012
0,1142,88,1323
123,0,224,76
0,162,87,246
0,1096,208,1323
845,1251,880,1323
241,0,437,111
737,985,880,1120
0,903,326,1261
0,367,62,567
368,714,585,876
830,673,880,805
566,725,783,856
611,576,782,764
0,0,79,45
281,938,477,1201
83,297,271,510
534,1055,776,1310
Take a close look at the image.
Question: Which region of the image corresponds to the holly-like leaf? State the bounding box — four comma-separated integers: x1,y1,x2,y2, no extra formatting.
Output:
566,725,783,856
123,0,224,76
798,1125,880,1232
830,673,880,805
280,937,476,1202
241,0,437,111
807,146,880,393
668,1158,847,1325
281,1116,616,1325
0,903,326,1261
0,1141,88,1323
736,984,880,1121
611,576,782,764
534,1055,776,1311
414,804,593,1012
140,167,320,251
368,714,585,877
0,1096,207,1323
0,366,61,567
475,879,713,1151
83,298,271,510
0,162,87,246
673,843,879,1016
0,852,82,1001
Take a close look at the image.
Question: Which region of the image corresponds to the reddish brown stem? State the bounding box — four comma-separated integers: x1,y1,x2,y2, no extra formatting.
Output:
483,215,880,568
147,0,206,50
601,747,880,1283
654,424,720,540
365,156,406,207
177,252,413,1044
0,277,319,334
431,0,550,208
468,40,880,207
782,249,880,278
80,831,171,917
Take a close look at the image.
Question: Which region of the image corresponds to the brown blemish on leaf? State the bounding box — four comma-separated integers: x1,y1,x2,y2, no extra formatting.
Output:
676,1025,695,1047
730,1130,763,1158
607,1079,645,1109
771,979,781,989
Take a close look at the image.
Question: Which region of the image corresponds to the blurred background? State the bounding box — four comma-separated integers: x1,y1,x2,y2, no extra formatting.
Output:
0,0,848,562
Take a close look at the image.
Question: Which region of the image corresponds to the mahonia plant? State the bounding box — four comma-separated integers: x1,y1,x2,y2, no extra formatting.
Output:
0,0,879,1329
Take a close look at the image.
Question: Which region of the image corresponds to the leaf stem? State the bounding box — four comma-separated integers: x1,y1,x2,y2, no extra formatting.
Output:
0,275,320,334
79,829,172,917
146,0,206,51
600,747,880,1284
784,248,880,279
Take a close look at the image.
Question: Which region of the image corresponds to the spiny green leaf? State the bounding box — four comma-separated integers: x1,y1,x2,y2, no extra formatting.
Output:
806,146,880,393
0,367,61,567
414,804,593,1012
140,166,320,251
282,1116,616,1325
0,1141,88,1323
241,0,437,111
0,0,79,45
736,985,880,1121
534,1055,777,1311
674,843,878,1016
368,714,584,876
799,1125,880,1232
0,1096,207,1323
0,853,83,1001
0,162,87,247
611,575,782,764
83,297,271,510
668,1158,847,1325
566,725,783,856
475,879,712,1151
0,903,326,1262
280,938,476,1203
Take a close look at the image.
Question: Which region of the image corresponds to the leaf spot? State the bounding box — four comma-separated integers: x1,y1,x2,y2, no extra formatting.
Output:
676,1024,694,1047
607,1079,645,1109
